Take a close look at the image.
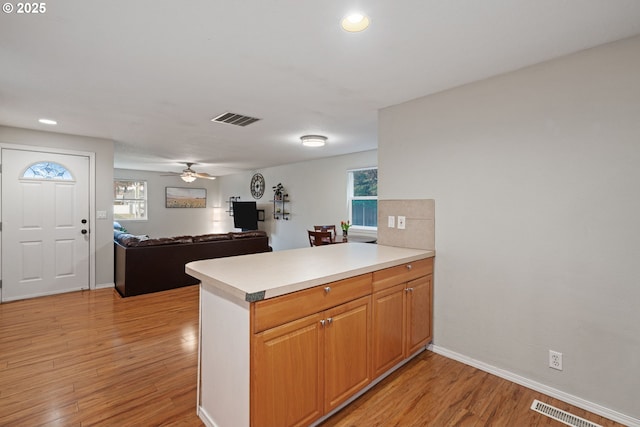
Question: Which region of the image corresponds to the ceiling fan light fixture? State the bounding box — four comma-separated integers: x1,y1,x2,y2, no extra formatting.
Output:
341,13,370,32
181,172,197,183
301,135,327,147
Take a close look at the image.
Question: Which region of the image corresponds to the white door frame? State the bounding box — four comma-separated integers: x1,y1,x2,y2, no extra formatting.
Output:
0,143,96,301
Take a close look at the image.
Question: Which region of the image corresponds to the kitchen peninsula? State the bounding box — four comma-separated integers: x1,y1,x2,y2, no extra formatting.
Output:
186,243,435,427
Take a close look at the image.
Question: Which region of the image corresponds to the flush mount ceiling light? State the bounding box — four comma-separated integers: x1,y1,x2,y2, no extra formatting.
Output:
341,12,370,32
301,135,327,147
38,118,57,125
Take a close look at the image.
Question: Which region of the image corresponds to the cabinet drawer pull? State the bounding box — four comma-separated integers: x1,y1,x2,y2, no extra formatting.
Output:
320,319,325,326
405,287,414,292
324,286,331,294
327,317,333,325
406,264,412,270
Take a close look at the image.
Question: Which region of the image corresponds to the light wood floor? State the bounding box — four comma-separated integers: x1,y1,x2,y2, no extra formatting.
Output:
0,286,624,427
0,286,202,426
319,352,622,427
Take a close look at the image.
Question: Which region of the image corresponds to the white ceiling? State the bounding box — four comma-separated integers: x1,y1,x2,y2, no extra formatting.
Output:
2,1,640,176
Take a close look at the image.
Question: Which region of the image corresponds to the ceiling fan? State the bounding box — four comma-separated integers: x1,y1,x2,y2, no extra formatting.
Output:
165,163,216,182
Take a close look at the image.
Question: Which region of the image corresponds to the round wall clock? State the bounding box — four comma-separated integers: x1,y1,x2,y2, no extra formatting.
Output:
250,173,265,199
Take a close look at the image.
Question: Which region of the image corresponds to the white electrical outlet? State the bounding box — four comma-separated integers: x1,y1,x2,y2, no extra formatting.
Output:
388,216,395,228
397,216,406,229
549,350,563,370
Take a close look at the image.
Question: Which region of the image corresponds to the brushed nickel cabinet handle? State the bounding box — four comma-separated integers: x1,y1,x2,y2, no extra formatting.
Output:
327,317,333,325
406,264,412,270
320,319,326,326
324,286,331,294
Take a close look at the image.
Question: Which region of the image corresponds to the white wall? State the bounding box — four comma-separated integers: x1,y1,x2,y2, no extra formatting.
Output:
114,168,219,237
0,125,115,287
216,150,377,251
379,35,640,421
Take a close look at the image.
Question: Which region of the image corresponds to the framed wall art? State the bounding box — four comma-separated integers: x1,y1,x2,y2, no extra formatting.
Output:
165,187,207,208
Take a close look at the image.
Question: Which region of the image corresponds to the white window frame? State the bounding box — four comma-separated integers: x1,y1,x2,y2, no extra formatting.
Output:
114,179,148,221
347,167,378,231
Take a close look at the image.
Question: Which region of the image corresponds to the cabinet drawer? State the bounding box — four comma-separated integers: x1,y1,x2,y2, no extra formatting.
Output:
253,273,372,333
372,258,433,292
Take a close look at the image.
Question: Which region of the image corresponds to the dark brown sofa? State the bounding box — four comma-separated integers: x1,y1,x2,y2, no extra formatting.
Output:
114,230,271,297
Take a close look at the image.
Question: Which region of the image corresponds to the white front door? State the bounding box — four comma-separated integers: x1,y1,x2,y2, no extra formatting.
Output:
1,148,90,301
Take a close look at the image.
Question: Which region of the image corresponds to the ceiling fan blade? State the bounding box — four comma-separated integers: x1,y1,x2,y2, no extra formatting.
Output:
159,163,215,180
195,172,216,180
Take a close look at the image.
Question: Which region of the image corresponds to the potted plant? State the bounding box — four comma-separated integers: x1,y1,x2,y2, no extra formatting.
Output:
340,220,351,238
272,183,285,201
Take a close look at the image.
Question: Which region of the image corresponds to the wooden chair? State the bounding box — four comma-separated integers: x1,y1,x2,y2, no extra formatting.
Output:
308,230,334,247
313,225,337,243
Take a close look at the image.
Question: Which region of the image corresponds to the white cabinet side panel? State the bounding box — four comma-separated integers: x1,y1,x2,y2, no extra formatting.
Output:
199,285,251,427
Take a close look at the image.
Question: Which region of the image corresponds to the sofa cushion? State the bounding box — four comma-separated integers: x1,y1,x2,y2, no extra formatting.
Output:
115,230,267,247
115,232,140,247
193,233,232,242
231,230,268,239
133,235,193,247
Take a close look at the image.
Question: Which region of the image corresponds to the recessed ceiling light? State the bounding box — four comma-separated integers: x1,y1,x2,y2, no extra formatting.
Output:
341,13,370,32
38,118,57,125
301,135,327,147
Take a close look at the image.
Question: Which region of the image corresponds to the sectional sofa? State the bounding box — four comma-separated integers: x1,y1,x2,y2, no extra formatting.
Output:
114,230,271,297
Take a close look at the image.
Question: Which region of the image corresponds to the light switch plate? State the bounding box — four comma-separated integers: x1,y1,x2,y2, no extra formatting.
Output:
397,216,406,229
388,216,395,228
97,210,108,219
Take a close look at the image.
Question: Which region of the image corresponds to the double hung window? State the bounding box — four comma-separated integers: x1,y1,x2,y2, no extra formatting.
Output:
114,180,147,220
347,168,377,229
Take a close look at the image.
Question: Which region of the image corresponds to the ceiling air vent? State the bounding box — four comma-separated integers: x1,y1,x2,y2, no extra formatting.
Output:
211,112,261,127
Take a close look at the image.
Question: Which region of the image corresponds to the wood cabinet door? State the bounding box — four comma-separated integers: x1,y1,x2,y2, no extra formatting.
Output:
371,283,406,378
324,295,371,413
406,275,433,356
252,312,324,427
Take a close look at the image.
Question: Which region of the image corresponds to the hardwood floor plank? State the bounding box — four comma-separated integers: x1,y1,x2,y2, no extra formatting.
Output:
320,351,625,427
0,286,203,427
0,387,78,426
0,285,627,427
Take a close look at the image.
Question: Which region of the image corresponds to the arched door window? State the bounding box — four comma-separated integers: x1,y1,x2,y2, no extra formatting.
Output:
22,161,74,181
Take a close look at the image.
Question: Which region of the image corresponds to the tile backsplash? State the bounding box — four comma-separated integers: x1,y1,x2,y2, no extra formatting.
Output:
377,199,435,250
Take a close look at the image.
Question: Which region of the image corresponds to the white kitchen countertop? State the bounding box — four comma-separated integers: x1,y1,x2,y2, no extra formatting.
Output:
186,243,434,302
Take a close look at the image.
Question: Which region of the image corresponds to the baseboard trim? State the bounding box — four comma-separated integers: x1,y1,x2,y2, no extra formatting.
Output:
94,282,115,290
197,406,217,427
429,345,639,427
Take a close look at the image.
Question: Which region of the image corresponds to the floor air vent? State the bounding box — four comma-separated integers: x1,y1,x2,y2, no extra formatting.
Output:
530,400,602,427
211,112,260,127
